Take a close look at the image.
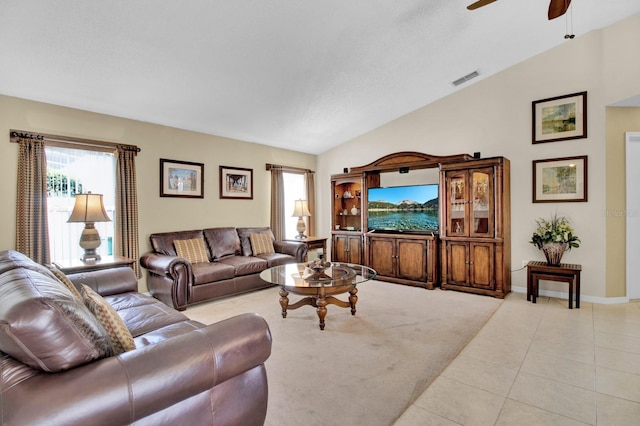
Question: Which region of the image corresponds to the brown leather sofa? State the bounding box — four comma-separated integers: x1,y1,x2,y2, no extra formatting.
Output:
140,227,307,311
0,250,272,426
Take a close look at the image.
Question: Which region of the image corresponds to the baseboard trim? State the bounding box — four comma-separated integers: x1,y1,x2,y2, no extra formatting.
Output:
511,286,629,305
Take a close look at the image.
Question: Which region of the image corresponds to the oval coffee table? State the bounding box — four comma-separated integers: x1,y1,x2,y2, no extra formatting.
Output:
259,262,377,330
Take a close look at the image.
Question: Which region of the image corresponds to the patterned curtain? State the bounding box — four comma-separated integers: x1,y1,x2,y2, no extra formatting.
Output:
305,171,316,237
15,138,50,264
115,146,141,278
270,167,285,240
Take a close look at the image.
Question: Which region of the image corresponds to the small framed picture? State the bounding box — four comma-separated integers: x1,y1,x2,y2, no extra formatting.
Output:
219,166,253,199
532,91,587,144
532,155,588,203
160,159,204,198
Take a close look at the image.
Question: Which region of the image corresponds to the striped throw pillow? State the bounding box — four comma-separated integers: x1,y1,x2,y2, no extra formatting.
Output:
50,266,83,300
174,238,210,264
81,284,136,355
250,233,275,255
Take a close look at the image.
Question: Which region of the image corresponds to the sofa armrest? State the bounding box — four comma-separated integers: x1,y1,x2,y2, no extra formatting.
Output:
2,313,272,426
67,267,138,296
140,252,193,310
274,240,307,262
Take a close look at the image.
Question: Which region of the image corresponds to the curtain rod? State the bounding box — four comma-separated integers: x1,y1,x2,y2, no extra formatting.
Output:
9,129,141,153
265,163,314,173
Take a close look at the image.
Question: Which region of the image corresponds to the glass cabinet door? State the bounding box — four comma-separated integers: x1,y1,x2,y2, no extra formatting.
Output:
470,169,494,237
447,171,467,236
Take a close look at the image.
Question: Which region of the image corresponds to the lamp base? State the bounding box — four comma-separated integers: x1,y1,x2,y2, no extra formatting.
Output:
296,217,307,240
79,222,102,262
80,249,102,262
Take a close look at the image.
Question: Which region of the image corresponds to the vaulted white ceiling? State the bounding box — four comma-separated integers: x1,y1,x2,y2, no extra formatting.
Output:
1,1,639,154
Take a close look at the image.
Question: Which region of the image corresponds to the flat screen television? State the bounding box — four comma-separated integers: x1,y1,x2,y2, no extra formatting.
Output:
367,184,439,233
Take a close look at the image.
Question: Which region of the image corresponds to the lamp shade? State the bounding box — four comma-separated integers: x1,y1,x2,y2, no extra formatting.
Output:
68,193,111,223
291,199,311,217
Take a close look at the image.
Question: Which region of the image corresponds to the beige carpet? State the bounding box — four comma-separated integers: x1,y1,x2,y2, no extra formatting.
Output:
186,281,502,426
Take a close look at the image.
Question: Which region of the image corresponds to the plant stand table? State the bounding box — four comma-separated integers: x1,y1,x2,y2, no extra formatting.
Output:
527,261,582,309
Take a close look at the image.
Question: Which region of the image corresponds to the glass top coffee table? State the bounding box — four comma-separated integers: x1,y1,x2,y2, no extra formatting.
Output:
260,262,377,330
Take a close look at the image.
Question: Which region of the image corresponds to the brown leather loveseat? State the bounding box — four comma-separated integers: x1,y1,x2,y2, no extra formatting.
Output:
0,250,272,426
140,227,307,311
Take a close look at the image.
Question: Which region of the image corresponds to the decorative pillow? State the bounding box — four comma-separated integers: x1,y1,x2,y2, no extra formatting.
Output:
250,233,275,255
174,238,210,264
81,284,136,355
49,266,82,300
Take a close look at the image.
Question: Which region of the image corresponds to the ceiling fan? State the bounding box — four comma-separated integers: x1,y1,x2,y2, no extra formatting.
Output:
467,0,572,20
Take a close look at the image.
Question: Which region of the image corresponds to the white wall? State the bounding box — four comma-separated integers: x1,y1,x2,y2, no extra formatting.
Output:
318,14,640,299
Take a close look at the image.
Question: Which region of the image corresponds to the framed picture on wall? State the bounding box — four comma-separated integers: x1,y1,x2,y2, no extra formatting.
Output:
160,158,204,198
532,155,588,203
219,166,253,199
532,91,587,144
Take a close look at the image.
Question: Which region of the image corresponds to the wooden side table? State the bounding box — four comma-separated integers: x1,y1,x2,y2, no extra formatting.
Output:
53,255,136,274
284,236,327,261
527,261,582,309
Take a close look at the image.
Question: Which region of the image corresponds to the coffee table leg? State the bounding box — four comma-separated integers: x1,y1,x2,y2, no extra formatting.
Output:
279,287,289,318
316,296,327,330
349,287,358,315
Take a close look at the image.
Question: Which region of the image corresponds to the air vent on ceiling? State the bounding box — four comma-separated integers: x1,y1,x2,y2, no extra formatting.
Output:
452,70,480,87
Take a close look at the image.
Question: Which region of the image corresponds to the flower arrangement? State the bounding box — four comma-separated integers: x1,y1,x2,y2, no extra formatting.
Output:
530,214,580,250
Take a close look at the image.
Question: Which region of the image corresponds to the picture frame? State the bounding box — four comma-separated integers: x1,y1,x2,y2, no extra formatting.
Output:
160,159,204,198
532,91,587,144
532,155,588,203
219,166,253,199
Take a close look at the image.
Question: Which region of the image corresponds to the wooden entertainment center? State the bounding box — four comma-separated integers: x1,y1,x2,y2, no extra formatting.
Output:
330,152,511,298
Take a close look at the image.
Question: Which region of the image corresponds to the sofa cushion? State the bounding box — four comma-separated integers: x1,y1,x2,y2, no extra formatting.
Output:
174,238,210,264
192,261,236,285
203,227,241,260
256,252,298,267
250,232,275,255
0,266,113,372
50,266,83,299
237,227,274,256
81,284,136,355
218,256,268,277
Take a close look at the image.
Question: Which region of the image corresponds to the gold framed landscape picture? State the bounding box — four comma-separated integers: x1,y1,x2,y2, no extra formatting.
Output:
532,155,588,203
219,166,253,199
160,158,204,198
532,91,587,144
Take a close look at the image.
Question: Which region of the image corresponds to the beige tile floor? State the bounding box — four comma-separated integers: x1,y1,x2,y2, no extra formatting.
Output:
394,292,640,425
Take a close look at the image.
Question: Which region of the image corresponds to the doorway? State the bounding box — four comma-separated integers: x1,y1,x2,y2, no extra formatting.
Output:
626,132,640,300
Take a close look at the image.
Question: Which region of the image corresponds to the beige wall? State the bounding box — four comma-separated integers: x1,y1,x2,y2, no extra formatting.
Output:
317,14,640,300
605,107,640,297
0,95,315,292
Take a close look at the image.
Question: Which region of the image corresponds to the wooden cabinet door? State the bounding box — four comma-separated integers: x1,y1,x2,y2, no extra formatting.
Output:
469,242,494,289
470,168,495,238
397,239,426,281
447,241,469,285
347,235,362,264
445,170,469,237
369,237,395,277
333,235,349,263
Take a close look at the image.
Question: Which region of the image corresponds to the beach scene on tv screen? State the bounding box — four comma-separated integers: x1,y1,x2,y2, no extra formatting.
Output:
368,184,439,231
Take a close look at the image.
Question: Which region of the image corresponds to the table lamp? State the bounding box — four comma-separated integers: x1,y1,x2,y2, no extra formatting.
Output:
291,199,311,239
68,192,112,261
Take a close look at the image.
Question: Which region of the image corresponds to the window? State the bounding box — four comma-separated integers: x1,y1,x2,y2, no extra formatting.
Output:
283,172,307,239
46,146,116,261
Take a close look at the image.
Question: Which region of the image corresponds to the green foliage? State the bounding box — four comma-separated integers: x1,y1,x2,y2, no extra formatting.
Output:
47,171,83,196
530,214,580,250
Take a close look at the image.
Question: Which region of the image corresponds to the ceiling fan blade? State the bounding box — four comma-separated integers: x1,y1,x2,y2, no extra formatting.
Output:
467,0,498,11
548,0,572,20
